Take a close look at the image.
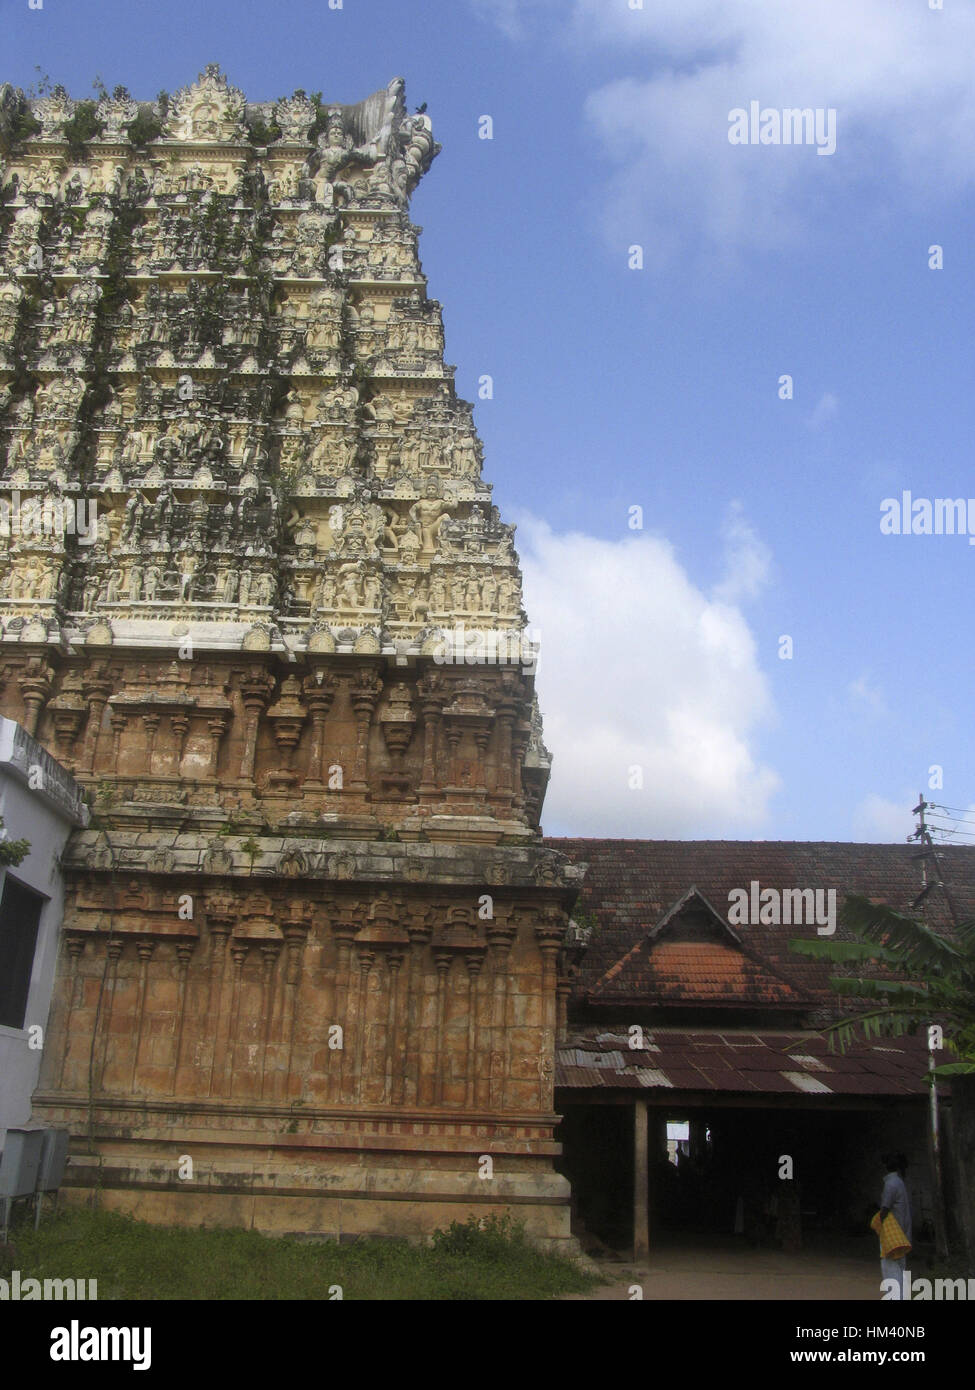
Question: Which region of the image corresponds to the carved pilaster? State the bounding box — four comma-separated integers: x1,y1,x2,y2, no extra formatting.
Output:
257,940,281,1099
170,711,190,770
431,947,452,1106
47,689,87,762
109,707,128,771
401,908,432,1107
464,949,485,1107
54,935,86,1089
265,675,306,791
205,900,235,1098
225,942,249,1097
301,669,337,789
206,715,228,778
417,670,444,799
350,944,375,1102
236,669,275,783
534,910,563,1112
510,722,530,815
494,698,518,797
172,941,196,1091
130,939,157,1090
382,946,406,1104
280,904,310,1098
18,659,53,738
79,666,113,774
485,909,516,1112
347,666,382,794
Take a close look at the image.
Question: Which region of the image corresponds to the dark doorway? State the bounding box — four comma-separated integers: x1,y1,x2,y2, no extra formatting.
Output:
0,874,45,1029
557,1097,928,1253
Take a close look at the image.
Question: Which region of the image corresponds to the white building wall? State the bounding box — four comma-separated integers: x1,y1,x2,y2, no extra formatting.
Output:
0,718,87,1145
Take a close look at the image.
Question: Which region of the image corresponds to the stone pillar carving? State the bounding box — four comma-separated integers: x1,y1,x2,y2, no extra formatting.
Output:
301,670,337,789
379,681,416,798
55,935,86,1089
444,725,461,789
534,910,563,1112
265,675,306,791
142,712,161,775
206,715,228,778
170,712,190,772
351,944,375,1102
130,939,157,1091
236,670,274,783
464,950,485,1107
257,940,282,1099
225,942,249,1097
556,973,572,1043
382,946,406,1104
401,909,431,1106
18,659,53,738
80,667,113,773
485,913,516,1111
414,675,442,806
330,908,358,1104
109,707,128,771
472,726,490,793
431,947,452,1106
281,906,310,1097
510,723,529,815
48,694,87,762
348,667,382,794
96,938,125,1091
494,699,517,799
171,941,196,1093
205,900,234,1098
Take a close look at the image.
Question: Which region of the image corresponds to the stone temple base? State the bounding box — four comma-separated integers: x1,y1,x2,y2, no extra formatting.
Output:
34,1097,578,1251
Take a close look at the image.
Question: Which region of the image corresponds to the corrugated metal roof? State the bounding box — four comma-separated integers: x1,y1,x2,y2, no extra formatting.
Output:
782,1071,833,1094
634,1069,674,1088
555,1027,934,1098
788,1053,831,1072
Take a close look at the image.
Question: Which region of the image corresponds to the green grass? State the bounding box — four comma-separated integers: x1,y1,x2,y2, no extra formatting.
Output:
2,1209,596,1301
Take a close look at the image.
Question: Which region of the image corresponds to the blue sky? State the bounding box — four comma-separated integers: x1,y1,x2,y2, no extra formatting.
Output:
4,0,975,843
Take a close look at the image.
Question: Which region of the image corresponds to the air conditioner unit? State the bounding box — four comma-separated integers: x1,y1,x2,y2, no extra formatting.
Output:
37,1128,69,1192
0,1127,44,1239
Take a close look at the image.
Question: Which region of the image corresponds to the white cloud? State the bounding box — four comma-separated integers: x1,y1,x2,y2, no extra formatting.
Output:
474,1,975,262
712,501,771,604
848,674,888,718
807,392,839,431
851,793,913,843
467,0,557,40
517,513,778,836
468,0,525,40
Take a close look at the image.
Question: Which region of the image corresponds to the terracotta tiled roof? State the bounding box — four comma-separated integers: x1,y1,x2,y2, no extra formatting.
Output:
555,1026,936,1098
591,938,805,1008
587,883,809,1008
544,838,975,1007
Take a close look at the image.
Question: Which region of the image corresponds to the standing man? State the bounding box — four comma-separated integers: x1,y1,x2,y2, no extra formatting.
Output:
878,1153,912,1297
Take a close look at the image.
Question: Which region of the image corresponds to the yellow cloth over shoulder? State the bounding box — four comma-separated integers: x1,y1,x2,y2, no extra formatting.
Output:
870,1211,911,1259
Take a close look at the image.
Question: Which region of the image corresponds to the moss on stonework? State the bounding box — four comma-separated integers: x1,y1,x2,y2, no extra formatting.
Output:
247,114,282,147
61,101,104,157
4,108,42,152
126,108,164,148
306,92,331,142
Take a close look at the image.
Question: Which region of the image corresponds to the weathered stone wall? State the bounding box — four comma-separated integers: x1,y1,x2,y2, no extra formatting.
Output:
0,67,583,1244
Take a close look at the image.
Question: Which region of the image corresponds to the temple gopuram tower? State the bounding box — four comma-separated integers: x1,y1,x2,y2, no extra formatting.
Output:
0,68,586,1245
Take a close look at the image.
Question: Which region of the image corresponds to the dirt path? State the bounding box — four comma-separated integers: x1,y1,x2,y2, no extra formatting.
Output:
564,1239,882,1300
